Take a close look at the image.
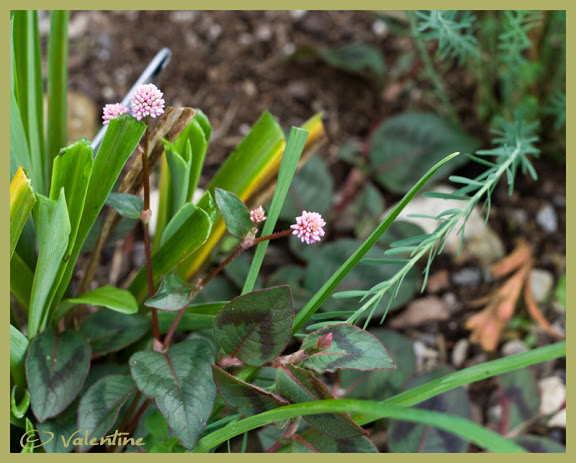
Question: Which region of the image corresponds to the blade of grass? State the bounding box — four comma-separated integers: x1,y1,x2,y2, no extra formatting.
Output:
46,11,69,170
192,400,527,453
241,127,309,294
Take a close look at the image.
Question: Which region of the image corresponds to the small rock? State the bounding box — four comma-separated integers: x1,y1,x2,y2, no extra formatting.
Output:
452,268,482,287
487,404,502,423
552,195,566,209
426,270,450,293
536,204,558,234
372,19,388,37
511,208,528,226
255,24,272,42
451,339,469,368
530,268,555,303
539,377,566,428
290,10,308,20
389,296,451,328
413,340,439,373
501,339,529,356
132,241,147,269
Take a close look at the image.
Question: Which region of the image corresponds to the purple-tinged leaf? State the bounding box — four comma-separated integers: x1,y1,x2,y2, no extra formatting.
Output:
298,323,396,373
26,329,91,422
496,368,540,432
388,364,471,452
275,364,367,439
514,435,566,453
129,339,216,451
145,273,198,312
212,365,288,418
80,309,150,355
213,286,294,366
77,375,137,452
214,188,253,238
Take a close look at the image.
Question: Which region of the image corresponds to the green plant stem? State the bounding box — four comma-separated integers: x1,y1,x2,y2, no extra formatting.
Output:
407,11,460,127
140,116,160,347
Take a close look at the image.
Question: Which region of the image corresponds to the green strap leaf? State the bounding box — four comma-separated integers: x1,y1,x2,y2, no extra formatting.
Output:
212,365,288,418
77,375,138,452
10,252,33,311
10,324,29,387
79,309,150,355
214,188,253,238
26,329,91,422
213,286,294,366
66,285,139,315
10,166,36,259
105,192,144,219
130,339,216,451
275,365,367,439
298,323,397,373
145,274,198,312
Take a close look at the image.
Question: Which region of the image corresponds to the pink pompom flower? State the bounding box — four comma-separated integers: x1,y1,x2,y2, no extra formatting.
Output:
250,205,267,224
102,103,129,125
290,211,326,244
130,83,165,121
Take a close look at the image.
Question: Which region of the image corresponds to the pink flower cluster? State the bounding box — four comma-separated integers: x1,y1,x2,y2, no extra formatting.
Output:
101,83,165,125
250,206,266,224
291,211,326,244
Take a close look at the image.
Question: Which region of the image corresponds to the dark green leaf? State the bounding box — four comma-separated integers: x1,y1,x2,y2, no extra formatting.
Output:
369,112,477,193
37,398,78,453
129,339,216,450
261,428,378,453
514,435,565,453
105,192,144,219
66,285,139,315
214,188,253,238
388,364,471,452
145,273,198,312
26,329,91,422
275,364,367,439
79,309,150,355
77,375,138,452
317,42,385,84
298,323,396,373
213,286,294,366
496,368,540,431
212,365,288,418
157,301,225,333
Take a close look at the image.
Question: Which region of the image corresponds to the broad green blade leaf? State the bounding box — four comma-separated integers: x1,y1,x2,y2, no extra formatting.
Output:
214,188,253,238
163,137,192,213
28,190,71,338
275,364,367,439
496,369,540,431
46,11,69,169
178,111,286,280
145,274,198,312
10,57,32,180
26,329,91,422
10,252,33,311
12,11,47,194
212,365,288,418
213,286,294,366
388,365,471,452
10,166,35,259
298,323,396,373
54,114,146,307
10,324,29,387
79,309,150,355
37,399,78,453
369,112,476,193
128,203,212,302
291,152,460,334
105,192,144,219
130,339,216,450
66,285,138,315
11,384,30,419
77,375,138,452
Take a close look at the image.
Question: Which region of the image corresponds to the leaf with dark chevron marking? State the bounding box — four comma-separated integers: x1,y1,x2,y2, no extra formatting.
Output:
129,339,216,451
212,365,288,417
26,329,91,422
275,364,367,439
213,286,293,366
298,323,396,373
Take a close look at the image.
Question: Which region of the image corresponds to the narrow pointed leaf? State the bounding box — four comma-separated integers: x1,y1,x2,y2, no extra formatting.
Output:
79,309,150,355
10,166,36,259
11,385,30,419
105,192,144,219
214,188,253,238
145,273,198,311
66,285,139,315
213,286,294,366
28,190,71,338
163,137,192,212
10,324,29,387
212,365,288,418
26,329,91,422
275,364,367,439
10,252,33,311
130,339,216,450
77,375,138,452
157,301,226,333
298,323,396,373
